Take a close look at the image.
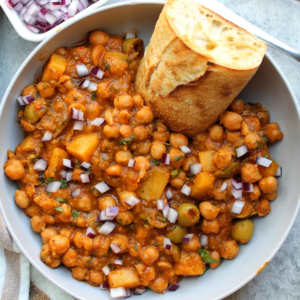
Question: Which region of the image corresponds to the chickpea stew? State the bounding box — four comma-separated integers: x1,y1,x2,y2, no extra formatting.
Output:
4,30,284,296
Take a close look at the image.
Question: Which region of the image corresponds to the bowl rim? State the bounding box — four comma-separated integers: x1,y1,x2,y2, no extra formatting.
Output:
1,1,300,299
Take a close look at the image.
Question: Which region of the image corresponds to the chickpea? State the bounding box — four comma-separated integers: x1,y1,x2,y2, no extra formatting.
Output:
259,176,277,194
41,228,57,244
91,45,106,66
132,94,144,108
103,124,120,139
244,132,262,150
134,126,148,141
170,148,185,169
244,116,261,131
63,79,73,91
136,140,151,155
114,94,134,109
88,269,104,286
106,164,123,176
60,228,75,239
140,246,159,265
136,106,154,124
115,151,132,165
210,251,221,269
249,184,261,200
119,125,132,138
226,130,241,143
89,30,109,45
213,150,232,169
36,81,55,98
263,190,277,201
230,99,244,114
149,277,168,294
256,199,271,217
257,110,269,127
199,202,220,220
209,125,225,142
181,235,201,252
83,236,93,251
4,159,25,180
98,195,117,211
15,190,31,208
49,235,70,254
182,156,198,172
265,123,284,143
73,231,84,248
220,112,243,130
105,109,114,125
62,248,78,267
170,171,186,189
111,234,129,253
201,219,219,234
119,191,138,210
169,133,188,148
133,156,150,172
116,210,134,226
153,130,170,143
93,235,111,256
241,164,262,183
151,140,166,160
219,240,239,259
119,110,131,124
25,204,41,217
72,267,88,281
30,216,46,233
22,85,37,97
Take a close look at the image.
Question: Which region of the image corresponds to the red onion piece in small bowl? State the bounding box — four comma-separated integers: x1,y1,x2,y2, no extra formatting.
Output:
76,64,89,77
256,156,272,168
163,237,172,250
41,131,52,141
63,158,74,169
33,159,47,171
125,196,140,207
110,243,122,254
200,234,208,246
167,208,178,223
157,199,164,210
218,182,228,192
181,233,194,243
86,227,96,238
128,159,136,168
181,184,191,196
95,181,111,193
236,145,248,158
231,200,245,215
161,153,170,165
168,284,179,292
91,118,106,126
189,163,202,175
98,221,116,235
46,181,61,193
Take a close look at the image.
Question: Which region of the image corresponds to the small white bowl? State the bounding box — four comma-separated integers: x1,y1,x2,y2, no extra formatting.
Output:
1,1,300,299
0,0,108,42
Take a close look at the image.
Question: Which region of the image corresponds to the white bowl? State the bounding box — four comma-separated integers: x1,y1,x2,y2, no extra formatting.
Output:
0,0,108,42
1,1,300,299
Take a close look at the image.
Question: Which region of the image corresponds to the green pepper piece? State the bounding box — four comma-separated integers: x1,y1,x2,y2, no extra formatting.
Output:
122,38,144,59
214,161,240,179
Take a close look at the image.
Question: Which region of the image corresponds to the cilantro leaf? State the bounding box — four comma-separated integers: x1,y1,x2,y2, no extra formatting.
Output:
150,159,160,166
91,91,96,100
35,92,40,98
54,207,64,213
156,216,168,222
56,197,67,203
175,156,183,162
134,243,139,251
188,174,195,181
88,259,93,263
72,210,80,219
121,58,132,65
59,179,68,188
46,177,55,183
118,135,135,145
199,248,220,264
93,221,102,227
171,169,179,178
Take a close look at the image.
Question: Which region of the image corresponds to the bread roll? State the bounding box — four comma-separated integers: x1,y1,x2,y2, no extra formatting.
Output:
135,0,267,136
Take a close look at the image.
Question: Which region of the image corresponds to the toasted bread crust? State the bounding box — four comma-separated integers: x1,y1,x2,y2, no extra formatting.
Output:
135,0,267,136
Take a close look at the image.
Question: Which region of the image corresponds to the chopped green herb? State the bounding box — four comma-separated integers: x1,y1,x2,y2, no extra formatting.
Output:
156,216,168,222
46,177,55,183
118,135,135,145
105,63,111,71
136,260,141,264
121,58,132,65
171,169,179,178
59,179,68,188
22,106,26,111
150,159,160,166
165,143,171,150
73,96,78,101
86,168,92,174
195,223,201,229
175,156,183,162
108,262,116,270
72,210,80,219
88,259,93,263
91,91,96,100
255,140,263,148
144,219,149,225
33,156,40,162
264,154,275,162
56,197,67,203
93,221,102,227
40,254,45,260
134,243,139,251
75,162,81,168
199,248,220,264
35,92,40,98
54,207,64,213
188,174,196,181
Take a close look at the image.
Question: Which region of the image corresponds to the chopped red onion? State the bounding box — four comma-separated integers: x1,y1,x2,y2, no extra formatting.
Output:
28,24,40,32
87,82,98,92
133,288,145,295
102,265,110,276
95,181,111,193
181,184,191,196
236,145,248,158
231,200,245,215
17,95,34,106
231,177,243,190
49,0,61,10
79,79,90,90
168,284,179,292
165,190,172,199
110,287,128,299
161,153,170,165
162,203,170,218
275,166,282,177
110,243,122,254
80,173,90,183
80,162,91,171
19,7,27,19
71,107,84,121
125,32,135,39
80,0,88,8
86,227,96,238
99,210,114,222
163,237,172,250
189,163,202,175
41,131,52,141
100,282,109,290
24,13,36,25
73,121,84,130
33,159,47,171
157,199,164,210
60,170,66,179
5,0,14,9
114,259,123,265
98,221,116,235
90,67,104,79
243,182,254,192
91,118,106,126
103,206,119,218
50,10,62,19
44,12,57,25
66,170,73,182
200,234,208,246
14,2,24,11
125,196,140,207
27,2,40,16
127,159,136,168
181,233,194,243
71,188,80,198
46,181,61,192
167,208,178,223
67,0,79,17
256,156,272,168
76,63,88,77
60,6,68,13
63,158,74,169
231,186,243,199
219,182,228,192
180,145,192,154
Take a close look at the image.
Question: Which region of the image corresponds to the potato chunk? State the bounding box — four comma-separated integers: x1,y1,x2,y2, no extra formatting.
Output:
44,148,68,179
66,133,100,162
191,172,215,199
108,267,140,289
174,251,205,276
42,53,67,82
137,166,170,201
199,151,217,173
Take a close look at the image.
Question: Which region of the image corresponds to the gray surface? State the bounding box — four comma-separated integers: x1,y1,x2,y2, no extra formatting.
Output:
1,0,300,299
